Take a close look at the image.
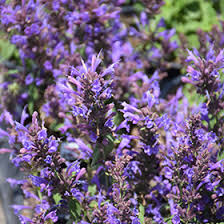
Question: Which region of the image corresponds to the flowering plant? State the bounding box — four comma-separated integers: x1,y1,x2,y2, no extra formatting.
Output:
0,0,224,223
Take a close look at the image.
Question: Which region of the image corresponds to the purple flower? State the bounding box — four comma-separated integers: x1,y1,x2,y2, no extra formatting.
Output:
185,168,194,182
20,105,29,125
25,74,34,85
11,205,32,215
29,175,48,187
163,167,173,179
22,154,32,162
172,215,180,224
91,79,102,94
11,35,27,46
70,188,83,201
44,155,52,164
140,11,148,26
44,61,53,71
18,215,32,224
35,200,50,214
66,161,80,177
22,140,32,150
0,127,10,138
117,135,138,155
146,91,156,108
37,129,47,141
75,139,92,159
7,178,27,188
131,217,141,224
23,189,40,200
24,23,40,36
44,210,58,222
48,138,58,153
144,116,154,129
15,121,29,132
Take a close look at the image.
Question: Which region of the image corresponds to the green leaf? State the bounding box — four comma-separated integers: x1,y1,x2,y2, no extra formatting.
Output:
7,69,18,75
53,193,62,205
138,204,145,224
220,0,224,15
91,145,101,167
8,82,20,95
68,198,81,221
175,0,196,11
113,111,123,126
218,151,224,161
176,21,201,33
0,39,15,62
37,188,43,201
182,83,206,106
106,133,114,144
88,185,96,196
200,0,218,31
133,3,144,13
29,85,39,101
187,11,200,20
89,200,97,208
28,102,34,114
164,215,174,224
105,134,115,155
50,122,64,132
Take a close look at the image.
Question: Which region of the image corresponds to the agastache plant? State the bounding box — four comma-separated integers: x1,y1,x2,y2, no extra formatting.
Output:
183,47,224,152
2,111,88,223
0,0,121,116
0,0,224,224
163,114,224,223
92,153,140,224
0,0,179,123
57,54,116,162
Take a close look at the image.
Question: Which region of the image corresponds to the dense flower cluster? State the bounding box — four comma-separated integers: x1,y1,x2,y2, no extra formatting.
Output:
183,47,224,151
0,0,224,224
163,114,224,223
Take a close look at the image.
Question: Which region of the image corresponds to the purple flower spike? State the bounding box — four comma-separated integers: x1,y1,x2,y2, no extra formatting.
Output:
38,129,47,141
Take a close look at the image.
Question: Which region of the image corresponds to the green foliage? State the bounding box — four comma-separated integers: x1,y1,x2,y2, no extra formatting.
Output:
138,204,145,224
89,200,98,208
49,122,64,132
0,37,15,62
159,0,218,32
68,198,81,221
88,185,97,196
133,2,145,13
37,188,43,201
164,215,174,224
53,193,62,205
113,111,123,127
91,145,101,167
8,82,20,95
182,83,206,106
155,0,219,47
91,134,114,167
218,151,224,161
28,85,39,114
221,1,224,17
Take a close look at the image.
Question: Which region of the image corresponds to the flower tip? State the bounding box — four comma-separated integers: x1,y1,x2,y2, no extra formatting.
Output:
181,76,194,84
